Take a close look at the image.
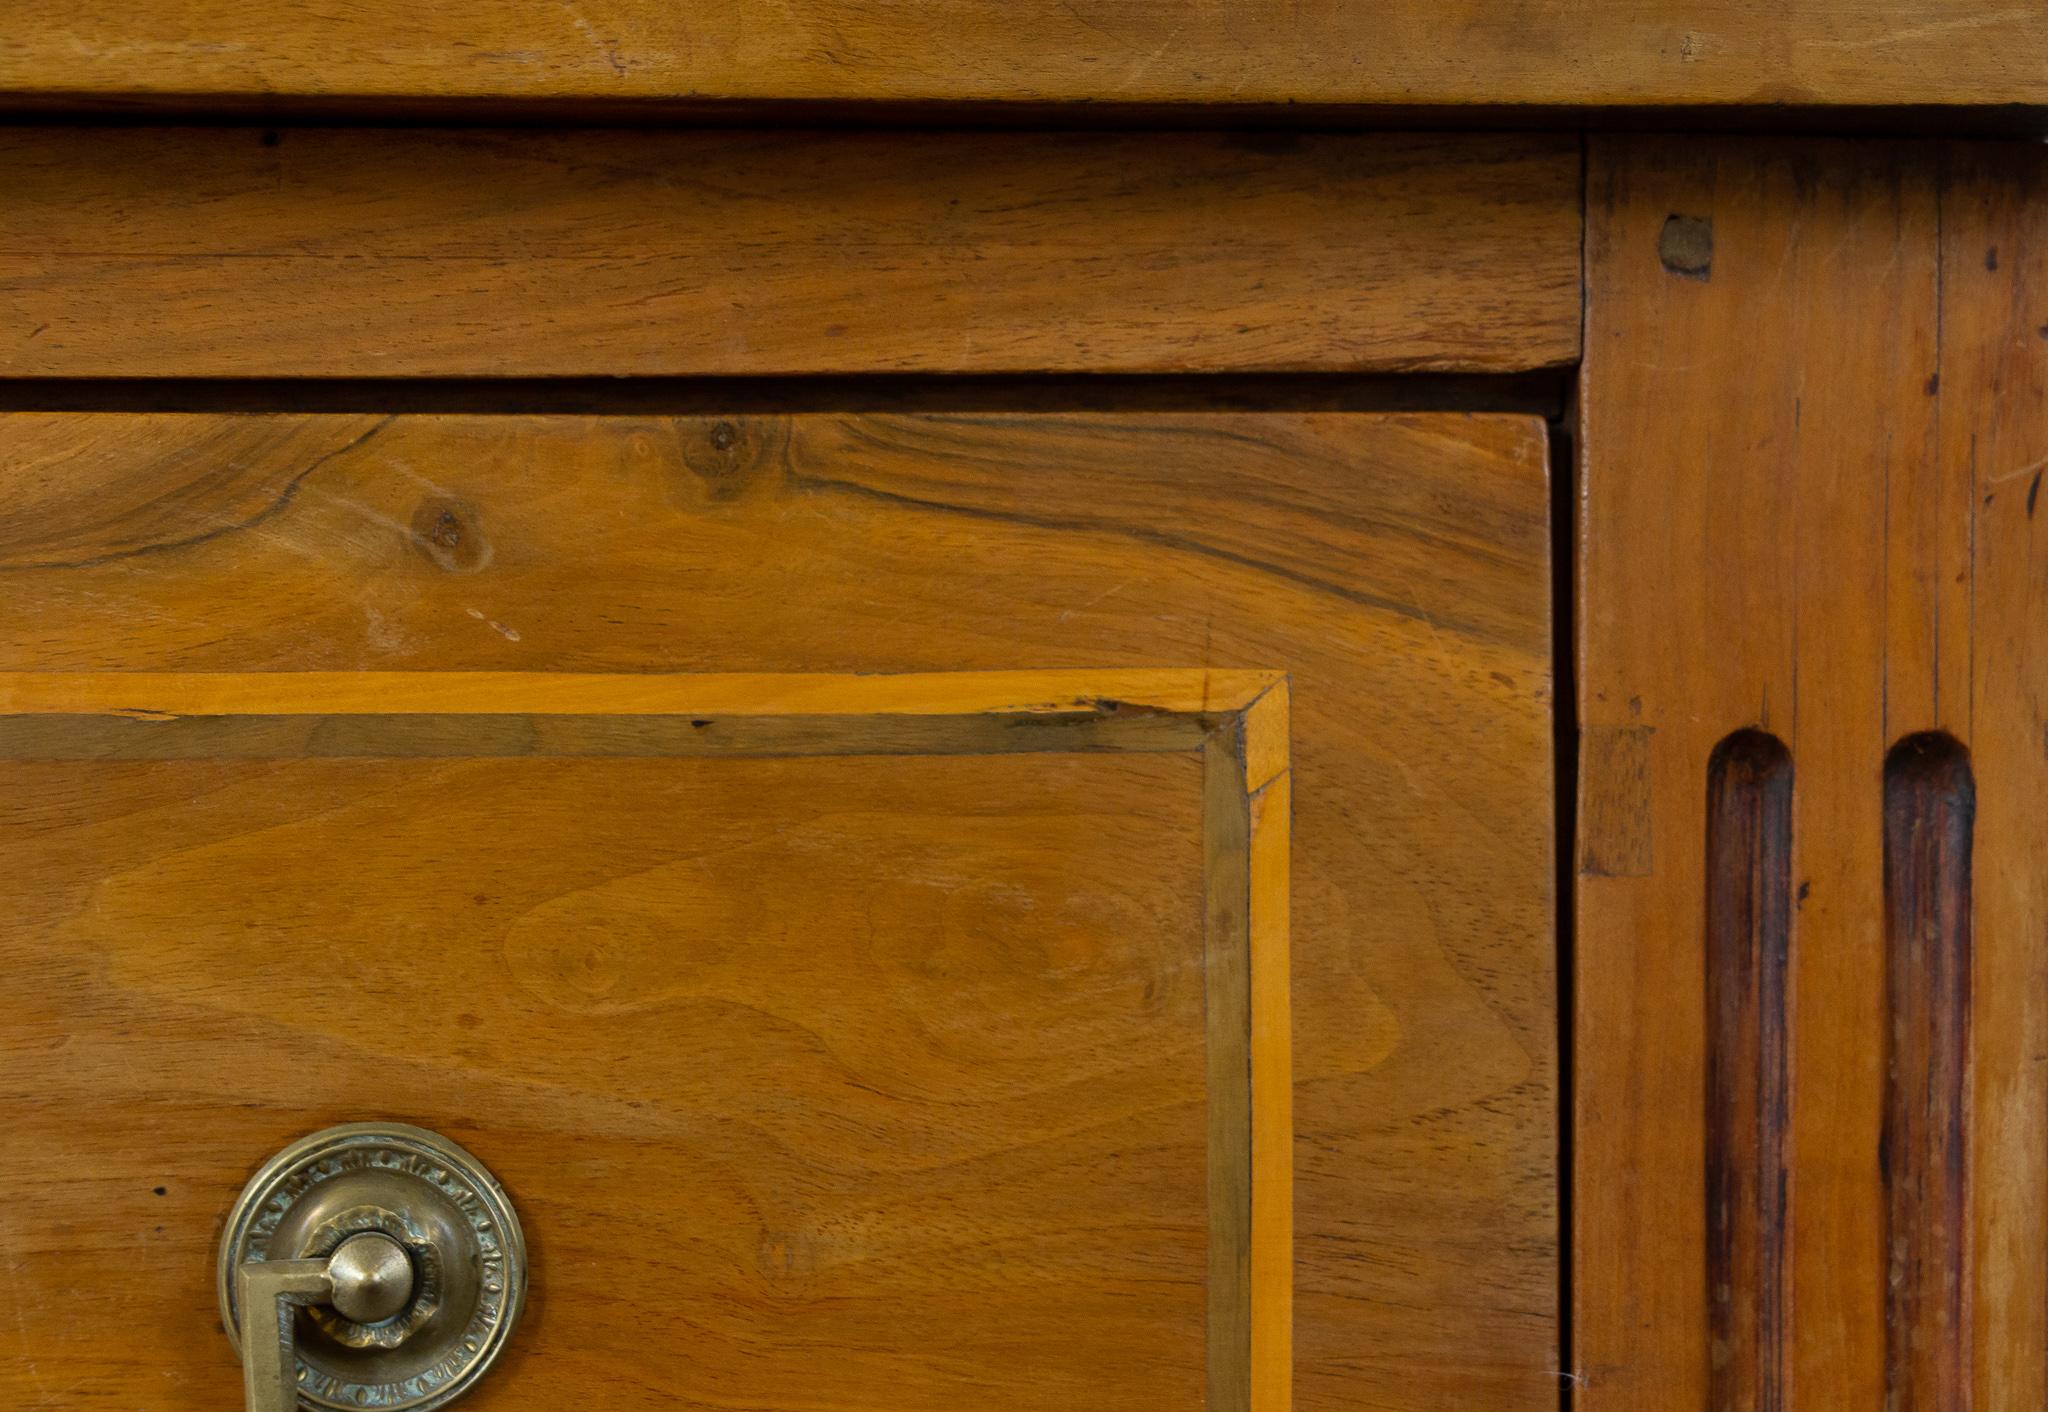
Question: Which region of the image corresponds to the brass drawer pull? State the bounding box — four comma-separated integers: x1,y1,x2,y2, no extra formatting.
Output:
218,1124,527,1412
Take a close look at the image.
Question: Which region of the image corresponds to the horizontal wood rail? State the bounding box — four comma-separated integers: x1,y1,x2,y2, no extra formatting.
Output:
0,129,1581,379
1,2,2042,113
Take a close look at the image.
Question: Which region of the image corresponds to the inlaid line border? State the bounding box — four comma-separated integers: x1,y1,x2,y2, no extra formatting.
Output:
0,667,1291,1412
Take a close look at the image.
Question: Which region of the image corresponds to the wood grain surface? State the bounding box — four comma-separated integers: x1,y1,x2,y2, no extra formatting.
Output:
7,750,1219,1410
0,412,1556,1408
0,1,2042,111
1577,136,2048,1409
1931,143,2048,1412
0,668,1277,1409
0,128,1582,378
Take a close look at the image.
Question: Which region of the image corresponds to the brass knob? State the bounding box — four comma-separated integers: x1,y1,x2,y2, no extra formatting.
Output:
325,1233,415,1325
219,1124,526,1412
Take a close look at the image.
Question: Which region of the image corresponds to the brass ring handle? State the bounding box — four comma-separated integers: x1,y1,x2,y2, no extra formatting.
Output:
238,1235,416,1412
219,1124,526,1412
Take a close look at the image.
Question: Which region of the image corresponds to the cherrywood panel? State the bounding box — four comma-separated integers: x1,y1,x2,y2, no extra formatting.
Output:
1,1,2042,110
2,748,1218,1410
1578,137,2048,1409
0,412,1556,1408
0,666,1294,1412
0,129,1581,378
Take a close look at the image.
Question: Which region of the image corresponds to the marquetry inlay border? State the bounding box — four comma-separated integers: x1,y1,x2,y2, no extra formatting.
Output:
0,667,1291,1412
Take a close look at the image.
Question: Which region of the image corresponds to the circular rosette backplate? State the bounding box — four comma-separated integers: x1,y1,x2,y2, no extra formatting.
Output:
218,1123,526,1412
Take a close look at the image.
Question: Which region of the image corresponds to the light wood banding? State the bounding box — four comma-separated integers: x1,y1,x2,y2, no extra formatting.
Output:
2,667,1291,1410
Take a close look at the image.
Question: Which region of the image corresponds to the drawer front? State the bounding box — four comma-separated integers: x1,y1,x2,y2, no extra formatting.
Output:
0,411,1555,1409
